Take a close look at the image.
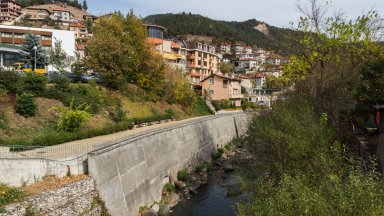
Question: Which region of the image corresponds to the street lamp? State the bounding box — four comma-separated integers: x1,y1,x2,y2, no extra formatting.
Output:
33,46,37,72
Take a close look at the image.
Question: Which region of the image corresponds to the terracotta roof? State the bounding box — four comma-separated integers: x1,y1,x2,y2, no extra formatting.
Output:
201,73,241,83
53,8,70,12
171,41,180,49
147,38,163,45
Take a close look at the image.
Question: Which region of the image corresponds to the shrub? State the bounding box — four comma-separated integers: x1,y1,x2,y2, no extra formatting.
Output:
109,99,126,122
53,99,91,132
0,183,24,207
196,162,213,172
53,76,71,92
15,93,37,117
19,72,47,95
0,70,19,93
165,183,174,193
0,113,6,129
177,169,189,181
212,100,221,111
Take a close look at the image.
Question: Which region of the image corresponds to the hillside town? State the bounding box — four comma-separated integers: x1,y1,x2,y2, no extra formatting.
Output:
0,0,287,108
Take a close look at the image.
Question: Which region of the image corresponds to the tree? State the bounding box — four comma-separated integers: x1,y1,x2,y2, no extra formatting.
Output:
86,11,165,90
82,0,88,10
50,38,69,72
19,33,48,71
219,62,234,74
284,2,383,123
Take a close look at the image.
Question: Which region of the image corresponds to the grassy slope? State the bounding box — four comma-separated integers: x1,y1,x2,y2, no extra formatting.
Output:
0,83,211,146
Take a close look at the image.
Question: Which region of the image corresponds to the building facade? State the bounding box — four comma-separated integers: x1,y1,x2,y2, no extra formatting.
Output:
23,7,51,21
0,0,21,23
201,73,243,107
52,8,73,25
0,25,76,71
185,41,219,84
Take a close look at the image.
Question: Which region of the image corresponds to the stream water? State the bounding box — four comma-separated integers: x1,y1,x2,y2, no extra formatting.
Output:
171,171,245,216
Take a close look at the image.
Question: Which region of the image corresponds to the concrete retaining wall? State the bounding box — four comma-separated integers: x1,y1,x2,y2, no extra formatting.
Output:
0,156,86,186
88,113,251,216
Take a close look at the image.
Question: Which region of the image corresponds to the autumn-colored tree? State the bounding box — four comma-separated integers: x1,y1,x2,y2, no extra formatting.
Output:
86,11,165,90
284,0,383,123
219,62,234,74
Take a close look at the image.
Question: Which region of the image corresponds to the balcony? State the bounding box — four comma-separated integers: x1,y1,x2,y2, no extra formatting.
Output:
187,63,195,68
187,55,195,59
229,93,244,99
190,72,200,77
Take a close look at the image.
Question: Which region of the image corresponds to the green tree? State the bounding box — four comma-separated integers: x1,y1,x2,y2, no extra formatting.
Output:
50,38,68,72
219,62,234,74
82,0,88,10
86,11,165,90
19,33,48,71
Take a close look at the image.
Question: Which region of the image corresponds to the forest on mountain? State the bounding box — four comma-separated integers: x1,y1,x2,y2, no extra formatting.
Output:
144,13,304,55
16,0,85,10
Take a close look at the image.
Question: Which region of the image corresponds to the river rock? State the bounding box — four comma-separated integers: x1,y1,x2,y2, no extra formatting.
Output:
169,193,180,208
188,187,198,195
201,174,208,185
174,180,186,189
158,204,170,216
223,164,234,173
142,208,158,216
151,204,160,213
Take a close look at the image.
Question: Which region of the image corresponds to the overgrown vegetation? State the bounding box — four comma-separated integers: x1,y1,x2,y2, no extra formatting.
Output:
237,1,384,215
0,183,24,208
177,169,189,181
52,99,91,132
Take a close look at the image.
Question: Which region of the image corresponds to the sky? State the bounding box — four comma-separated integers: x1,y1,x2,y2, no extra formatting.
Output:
88,0,384,28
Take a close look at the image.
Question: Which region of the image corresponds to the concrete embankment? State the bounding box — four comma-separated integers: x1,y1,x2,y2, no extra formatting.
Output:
88,113,251,216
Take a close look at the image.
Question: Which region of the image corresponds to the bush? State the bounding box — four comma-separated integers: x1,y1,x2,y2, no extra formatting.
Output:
0,183,24,207
53,100,91,132
19,72,47,94
53,76,71,92
236,94,384,215
109,99,126,122
0,70,19,93
196,162,213,172
165,183,174,193
15,93,37,117
177,169,189,181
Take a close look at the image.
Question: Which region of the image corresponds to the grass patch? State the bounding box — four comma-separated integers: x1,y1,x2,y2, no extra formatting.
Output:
0,183,24,208
196,161,213,172
191,97,213,116
1,120,134,146
177,169,189,181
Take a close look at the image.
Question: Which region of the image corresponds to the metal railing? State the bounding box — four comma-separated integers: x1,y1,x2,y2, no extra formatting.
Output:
0,143,110,159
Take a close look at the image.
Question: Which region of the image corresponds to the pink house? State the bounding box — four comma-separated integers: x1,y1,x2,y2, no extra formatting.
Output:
201,73,244,107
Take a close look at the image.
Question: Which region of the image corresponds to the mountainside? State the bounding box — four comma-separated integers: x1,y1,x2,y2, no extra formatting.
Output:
144,13,303,55
16,0,83,9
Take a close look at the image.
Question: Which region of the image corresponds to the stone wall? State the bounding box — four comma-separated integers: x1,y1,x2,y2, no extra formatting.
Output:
2,177,108,216
88,113,251,216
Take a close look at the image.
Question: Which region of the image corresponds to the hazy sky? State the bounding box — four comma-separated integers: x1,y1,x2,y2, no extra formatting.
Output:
88,0,384,28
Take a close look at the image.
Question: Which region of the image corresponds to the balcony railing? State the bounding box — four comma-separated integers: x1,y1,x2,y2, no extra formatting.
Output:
229,93,244,99
187,55,195,59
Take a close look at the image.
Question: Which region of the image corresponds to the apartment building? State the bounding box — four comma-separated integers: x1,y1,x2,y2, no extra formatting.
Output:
0,25,75,71
185,41,219,84
0,0,21,23
145,24,186,71
23,7,51,21
201,73,243,107
69,22,89,38
52,8,74,25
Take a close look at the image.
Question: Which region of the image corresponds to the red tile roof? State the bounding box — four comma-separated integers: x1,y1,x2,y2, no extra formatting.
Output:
147,38,163,45
70,22,86,28
171,41,180,49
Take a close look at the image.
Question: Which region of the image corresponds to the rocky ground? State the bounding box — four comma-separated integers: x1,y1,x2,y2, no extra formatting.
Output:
1,176,108,216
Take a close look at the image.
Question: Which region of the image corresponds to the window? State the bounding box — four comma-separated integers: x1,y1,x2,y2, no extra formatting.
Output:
209,90,214,95
198,43,202,49
148,27,163,39
14,33,24,38
198,60,202,66
208,78,214,84
41,35,51,40
1,32,12,37
223,80,228,88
